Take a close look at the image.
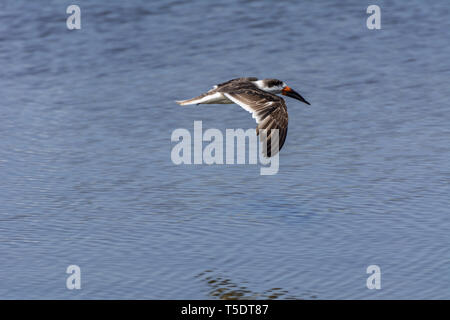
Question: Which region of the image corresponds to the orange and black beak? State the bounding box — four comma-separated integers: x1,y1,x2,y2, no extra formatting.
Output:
282,86,310,105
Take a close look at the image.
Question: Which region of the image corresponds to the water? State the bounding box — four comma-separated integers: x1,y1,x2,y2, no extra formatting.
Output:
0,0,449,299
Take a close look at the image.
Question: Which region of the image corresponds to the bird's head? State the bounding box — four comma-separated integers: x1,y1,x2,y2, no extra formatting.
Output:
253,78,310,105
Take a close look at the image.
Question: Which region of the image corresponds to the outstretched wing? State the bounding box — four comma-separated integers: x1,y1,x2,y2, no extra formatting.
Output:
222,88,288,157
215,77,258,89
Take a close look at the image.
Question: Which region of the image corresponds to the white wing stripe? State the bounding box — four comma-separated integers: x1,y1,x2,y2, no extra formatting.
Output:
223,93,261,123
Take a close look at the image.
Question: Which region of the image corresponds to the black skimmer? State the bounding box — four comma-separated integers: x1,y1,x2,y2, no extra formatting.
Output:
176,77,310,157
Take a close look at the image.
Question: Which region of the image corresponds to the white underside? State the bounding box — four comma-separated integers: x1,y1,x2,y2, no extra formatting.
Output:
178,92,233,105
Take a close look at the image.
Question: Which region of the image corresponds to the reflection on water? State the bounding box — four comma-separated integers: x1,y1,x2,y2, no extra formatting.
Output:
197,270,307,300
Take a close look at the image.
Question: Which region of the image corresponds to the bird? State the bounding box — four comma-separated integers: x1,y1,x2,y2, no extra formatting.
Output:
176,77,310,157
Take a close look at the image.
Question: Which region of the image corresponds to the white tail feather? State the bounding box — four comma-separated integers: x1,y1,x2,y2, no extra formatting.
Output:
176,92,232,106
176,99,195,106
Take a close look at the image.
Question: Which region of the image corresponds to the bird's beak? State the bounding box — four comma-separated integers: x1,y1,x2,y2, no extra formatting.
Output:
282,86,310,105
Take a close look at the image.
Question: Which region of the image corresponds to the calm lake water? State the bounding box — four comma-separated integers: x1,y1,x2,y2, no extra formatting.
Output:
0,0,449,299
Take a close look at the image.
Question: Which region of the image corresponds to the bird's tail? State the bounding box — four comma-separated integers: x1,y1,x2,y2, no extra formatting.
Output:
176,93,209,106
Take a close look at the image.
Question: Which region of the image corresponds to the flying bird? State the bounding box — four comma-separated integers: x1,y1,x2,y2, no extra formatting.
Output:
176,77,310,157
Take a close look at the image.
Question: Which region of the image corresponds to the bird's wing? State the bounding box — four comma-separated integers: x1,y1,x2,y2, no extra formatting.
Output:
207,77,258,92
215,77,258,89
222,88,288,157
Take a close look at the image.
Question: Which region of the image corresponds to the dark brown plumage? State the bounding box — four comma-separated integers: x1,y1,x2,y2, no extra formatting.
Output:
221,87,288,157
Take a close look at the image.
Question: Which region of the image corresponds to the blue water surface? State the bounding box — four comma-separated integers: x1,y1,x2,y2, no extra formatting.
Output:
0,0,449,299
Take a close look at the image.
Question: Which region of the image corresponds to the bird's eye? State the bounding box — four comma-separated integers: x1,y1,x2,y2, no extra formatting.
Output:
268,80,282,87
